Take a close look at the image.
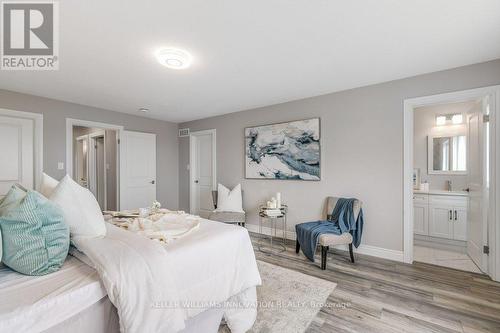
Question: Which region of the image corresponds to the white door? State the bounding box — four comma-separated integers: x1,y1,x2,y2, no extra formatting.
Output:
190,130,216,218
120,131,156,210
429,205,453,239
467,106,488,272
0,116,34,196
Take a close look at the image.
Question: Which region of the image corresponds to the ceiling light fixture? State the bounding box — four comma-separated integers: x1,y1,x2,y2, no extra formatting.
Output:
155,48,192,70
138,107,149,113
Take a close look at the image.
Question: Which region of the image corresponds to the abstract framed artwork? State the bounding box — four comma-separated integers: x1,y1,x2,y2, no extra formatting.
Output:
245,118,320,180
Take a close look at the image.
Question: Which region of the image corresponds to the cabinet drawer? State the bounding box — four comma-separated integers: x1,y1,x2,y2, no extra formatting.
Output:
429,195,467,208
413,194,428,203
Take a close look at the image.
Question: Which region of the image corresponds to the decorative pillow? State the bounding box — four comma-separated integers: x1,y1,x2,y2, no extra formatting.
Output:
40,172,59,198
215,184,244,213
50,175,106,238
0,184,28,264
0,190,69,275
0,184,27,216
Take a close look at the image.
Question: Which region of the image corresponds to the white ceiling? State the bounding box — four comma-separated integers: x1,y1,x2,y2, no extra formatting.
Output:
1,0,500,123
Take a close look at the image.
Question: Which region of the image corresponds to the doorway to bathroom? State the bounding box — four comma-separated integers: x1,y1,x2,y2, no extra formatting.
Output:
73,126,119,211
403,86,500,281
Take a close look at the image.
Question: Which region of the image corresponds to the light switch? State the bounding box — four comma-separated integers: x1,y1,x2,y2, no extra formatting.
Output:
57,162,64,170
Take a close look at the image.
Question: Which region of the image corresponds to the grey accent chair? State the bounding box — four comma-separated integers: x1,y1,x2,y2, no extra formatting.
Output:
208,190,246,227
296,196,362,270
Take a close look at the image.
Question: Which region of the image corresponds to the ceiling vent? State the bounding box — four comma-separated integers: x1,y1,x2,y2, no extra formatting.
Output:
178,128,190,137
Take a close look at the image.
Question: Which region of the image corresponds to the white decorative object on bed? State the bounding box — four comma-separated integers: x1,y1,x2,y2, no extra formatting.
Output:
50,175,106,238
214,184,244,213
40,172,59,198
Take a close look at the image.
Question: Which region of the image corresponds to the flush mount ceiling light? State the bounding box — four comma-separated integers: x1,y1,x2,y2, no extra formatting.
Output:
155,48,192,70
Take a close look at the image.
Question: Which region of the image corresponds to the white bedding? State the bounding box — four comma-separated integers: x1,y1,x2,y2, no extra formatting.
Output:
72,219,261,333
0,256,107,333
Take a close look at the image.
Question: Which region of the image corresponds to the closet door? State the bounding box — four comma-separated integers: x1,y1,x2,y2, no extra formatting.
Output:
0,116,34,196
120,131,157,210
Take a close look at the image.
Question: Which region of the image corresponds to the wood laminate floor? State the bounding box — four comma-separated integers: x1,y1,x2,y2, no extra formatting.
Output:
250,234,500,333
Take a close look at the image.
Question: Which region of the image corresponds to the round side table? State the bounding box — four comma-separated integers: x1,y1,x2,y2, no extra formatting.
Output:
258,205,288,255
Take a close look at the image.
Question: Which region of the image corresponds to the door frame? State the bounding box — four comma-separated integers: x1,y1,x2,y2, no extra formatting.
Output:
403,85,500,281
66,118,123,208
88,131,107,210
75,134,90,188
0,108,43,190
189,129,217,215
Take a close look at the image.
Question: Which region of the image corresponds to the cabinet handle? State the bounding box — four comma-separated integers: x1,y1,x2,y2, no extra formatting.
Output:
454,210,457,221
449,210,452,221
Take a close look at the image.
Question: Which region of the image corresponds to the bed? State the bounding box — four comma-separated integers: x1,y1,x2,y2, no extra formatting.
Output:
0,218,260,333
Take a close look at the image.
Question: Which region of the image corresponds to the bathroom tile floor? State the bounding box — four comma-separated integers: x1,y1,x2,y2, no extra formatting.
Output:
414,245,482,273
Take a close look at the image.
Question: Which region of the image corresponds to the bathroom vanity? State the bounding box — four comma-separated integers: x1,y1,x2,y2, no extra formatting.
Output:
413,190,468,242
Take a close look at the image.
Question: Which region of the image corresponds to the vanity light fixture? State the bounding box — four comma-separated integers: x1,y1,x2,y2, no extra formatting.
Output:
435,116,447,126
435,114,463,126
452,114,463,124
155,48,192,70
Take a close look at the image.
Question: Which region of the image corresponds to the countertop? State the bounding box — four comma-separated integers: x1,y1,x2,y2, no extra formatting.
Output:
414,189,469,197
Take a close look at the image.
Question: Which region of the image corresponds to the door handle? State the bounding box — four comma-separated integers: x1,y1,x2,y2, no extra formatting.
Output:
150,180,155,184
454,210,457,221
194,180,199,183
449,210,452,221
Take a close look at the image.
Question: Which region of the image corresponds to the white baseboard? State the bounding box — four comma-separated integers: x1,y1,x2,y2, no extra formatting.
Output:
245,223,404,263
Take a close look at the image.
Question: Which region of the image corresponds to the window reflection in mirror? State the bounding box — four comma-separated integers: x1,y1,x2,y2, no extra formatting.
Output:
430,135,466,173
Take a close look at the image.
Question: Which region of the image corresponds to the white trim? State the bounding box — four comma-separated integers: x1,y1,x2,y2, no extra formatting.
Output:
245,224,404,262
0,108,43,190
66,118,123,209
403,85,500,282
189,129,217,215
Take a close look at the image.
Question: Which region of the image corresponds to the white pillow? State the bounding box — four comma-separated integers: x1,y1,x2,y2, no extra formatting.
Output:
215,184,244,213
50,175,106,238
40,172,59,198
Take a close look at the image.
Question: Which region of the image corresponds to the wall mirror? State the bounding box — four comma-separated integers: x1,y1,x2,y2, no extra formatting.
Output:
428,135,467,174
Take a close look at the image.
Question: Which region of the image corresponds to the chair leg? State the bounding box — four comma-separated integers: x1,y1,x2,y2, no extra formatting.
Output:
295,240,300,254
349,243,355,263
321,246,329,270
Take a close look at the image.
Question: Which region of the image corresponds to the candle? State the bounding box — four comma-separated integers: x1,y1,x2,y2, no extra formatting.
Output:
276,192,281,208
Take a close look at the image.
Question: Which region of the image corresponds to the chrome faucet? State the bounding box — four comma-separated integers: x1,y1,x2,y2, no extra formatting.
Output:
446,180,452,192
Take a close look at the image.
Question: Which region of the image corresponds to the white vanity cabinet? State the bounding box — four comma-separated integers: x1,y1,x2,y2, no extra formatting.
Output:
413,191,468,241
413,194,429,236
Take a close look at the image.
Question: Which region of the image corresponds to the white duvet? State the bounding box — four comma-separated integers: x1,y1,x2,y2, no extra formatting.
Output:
72,219,261,333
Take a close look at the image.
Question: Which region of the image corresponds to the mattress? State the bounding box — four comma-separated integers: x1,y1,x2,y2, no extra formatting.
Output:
0,255,107,333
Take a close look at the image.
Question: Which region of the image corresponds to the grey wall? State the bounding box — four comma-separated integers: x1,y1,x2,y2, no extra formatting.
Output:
0,90,179,209
413,101,477,191
179,59,500,252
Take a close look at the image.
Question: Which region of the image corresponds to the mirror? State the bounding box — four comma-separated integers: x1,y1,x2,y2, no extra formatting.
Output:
428,135,467,174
